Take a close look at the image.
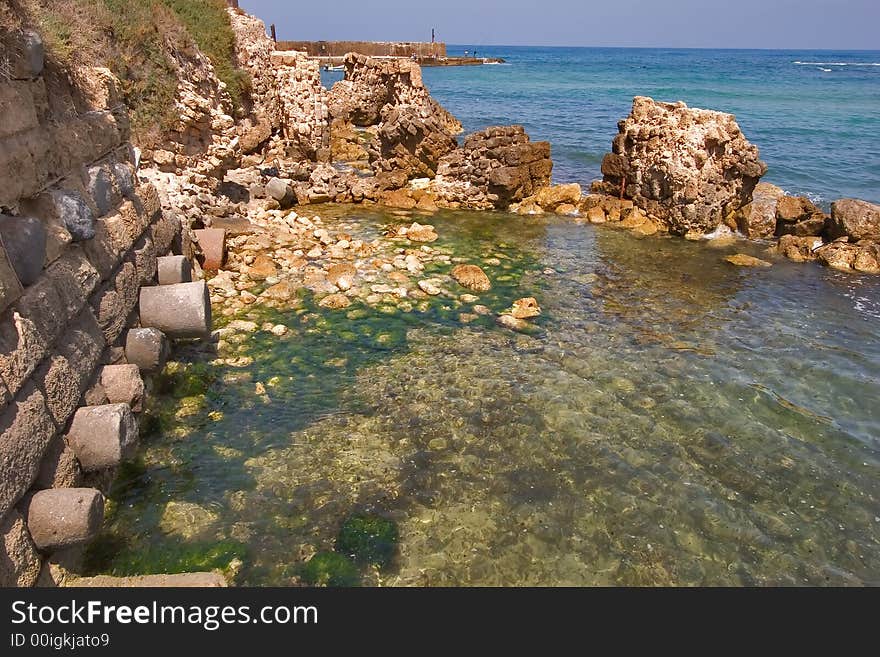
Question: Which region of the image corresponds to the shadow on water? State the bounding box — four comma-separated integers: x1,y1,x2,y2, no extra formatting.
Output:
87,209,880,586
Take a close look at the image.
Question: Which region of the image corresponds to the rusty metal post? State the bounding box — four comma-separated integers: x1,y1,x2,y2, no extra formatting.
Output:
270,23,277,42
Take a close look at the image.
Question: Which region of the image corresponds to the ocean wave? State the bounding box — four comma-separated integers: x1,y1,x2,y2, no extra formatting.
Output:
793,61,880,67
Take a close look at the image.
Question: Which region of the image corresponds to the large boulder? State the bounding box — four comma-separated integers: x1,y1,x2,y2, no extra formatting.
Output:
827,199,880,241
370,105,458,178
599,96,767,236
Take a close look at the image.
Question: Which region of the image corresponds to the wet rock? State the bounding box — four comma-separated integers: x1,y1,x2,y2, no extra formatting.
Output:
827,199,880,241
775,196,828,237
497,314,531,332
533,183,582,212
725,254,772,268
510,297,541,319
777,235,822,262
418,279,441,296
600,96,767,236
262,280,298,301
0,215,47,285
816,240,880,274
319,293,352,309
451,264,491,292
734,182,785,239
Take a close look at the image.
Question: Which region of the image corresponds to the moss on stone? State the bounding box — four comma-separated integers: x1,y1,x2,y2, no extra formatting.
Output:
336,513,399,569
300,551,361,587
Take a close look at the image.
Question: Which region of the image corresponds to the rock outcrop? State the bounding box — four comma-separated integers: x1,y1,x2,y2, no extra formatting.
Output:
599,96,767,236
827,199,880,242
734,182,785,239
774,196,827,237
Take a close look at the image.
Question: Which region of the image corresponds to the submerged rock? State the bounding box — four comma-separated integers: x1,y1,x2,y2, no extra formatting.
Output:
319,293,352,309
510,297,542,319
300,551,361,587
725,254,772,268
451,264,491,292
327,263,356,291
599,96,767,236
405,222,439,243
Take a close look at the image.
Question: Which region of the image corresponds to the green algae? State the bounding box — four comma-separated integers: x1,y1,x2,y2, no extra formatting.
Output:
299,551,361,587
336,514,399,569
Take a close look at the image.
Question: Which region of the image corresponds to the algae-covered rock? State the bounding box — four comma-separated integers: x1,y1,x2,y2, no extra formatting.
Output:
300,551,361,587
336,513,399,569
451,264,491,292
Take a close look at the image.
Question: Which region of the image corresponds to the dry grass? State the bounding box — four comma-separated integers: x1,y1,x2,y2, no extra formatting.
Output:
10,0,250,144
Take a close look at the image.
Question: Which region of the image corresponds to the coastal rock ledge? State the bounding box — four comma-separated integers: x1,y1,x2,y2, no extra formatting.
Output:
598,96,767,236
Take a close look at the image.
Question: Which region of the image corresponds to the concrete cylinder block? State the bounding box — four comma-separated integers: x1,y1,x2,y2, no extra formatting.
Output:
11,30,44,79
26,489,104,551
98,364,145,412
66,404,138,472
157,255,193,286
0,215,47,285
124,328,170,373
139,281,212,339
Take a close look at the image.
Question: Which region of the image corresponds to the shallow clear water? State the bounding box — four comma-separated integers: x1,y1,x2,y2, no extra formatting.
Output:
89,208,880,586
324,47,880,204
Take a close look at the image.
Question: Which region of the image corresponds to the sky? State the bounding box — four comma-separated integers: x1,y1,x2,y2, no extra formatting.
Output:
239,0,879,50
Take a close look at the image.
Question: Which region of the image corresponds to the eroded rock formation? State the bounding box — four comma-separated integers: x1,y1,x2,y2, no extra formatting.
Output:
599,96,767,236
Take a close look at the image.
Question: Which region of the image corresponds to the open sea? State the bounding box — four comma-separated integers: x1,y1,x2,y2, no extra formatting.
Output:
392,47,880,206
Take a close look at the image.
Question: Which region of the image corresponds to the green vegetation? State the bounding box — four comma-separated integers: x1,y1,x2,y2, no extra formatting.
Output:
84,534,247,577
336,514,399,569
18,0,249,143
299,552,362,587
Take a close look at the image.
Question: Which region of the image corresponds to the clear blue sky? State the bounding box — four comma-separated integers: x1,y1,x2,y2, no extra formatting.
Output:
239,0,879,50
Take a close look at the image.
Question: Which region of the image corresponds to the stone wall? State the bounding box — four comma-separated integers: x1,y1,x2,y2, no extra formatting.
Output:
0,31,201,587
277,41,446,59
270,51,330,161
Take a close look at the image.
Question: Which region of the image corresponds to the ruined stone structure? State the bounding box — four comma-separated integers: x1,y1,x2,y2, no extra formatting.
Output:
271,51,330,161
0,30,207,587
434,127,553,209
599,96,767,236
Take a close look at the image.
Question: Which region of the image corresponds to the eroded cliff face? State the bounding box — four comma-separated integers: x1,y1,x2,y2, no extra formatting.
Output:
598,96,767,236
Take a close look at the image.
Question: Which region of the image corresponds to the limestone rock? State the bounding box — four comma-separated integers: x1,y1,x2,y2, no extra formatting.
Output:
735,182,785,239
319,293,352,309
816,240,880,274
327,263,356,291
247,254,277,280
777,234,823,262
405,223,438,243
510,297,541,319
775,196,828,237
600,96,767,236
452,264,491,292
725,254,772,268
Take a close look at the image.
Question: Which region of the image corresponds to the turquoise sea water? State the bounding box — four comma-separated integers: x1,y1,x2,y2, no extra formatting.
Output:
330,47,880,205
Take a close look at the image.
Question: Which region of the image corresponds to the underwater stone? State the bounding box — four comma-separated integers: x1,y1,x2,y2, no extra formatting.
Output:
336,514,399,569
26,488,104,551
300,551,361,587
66,404,138,472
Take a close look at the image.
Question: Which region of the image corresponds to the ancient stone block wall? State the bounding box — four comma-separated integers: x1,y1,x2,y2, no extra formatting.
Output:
0,33,191,587
270,50,330,161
